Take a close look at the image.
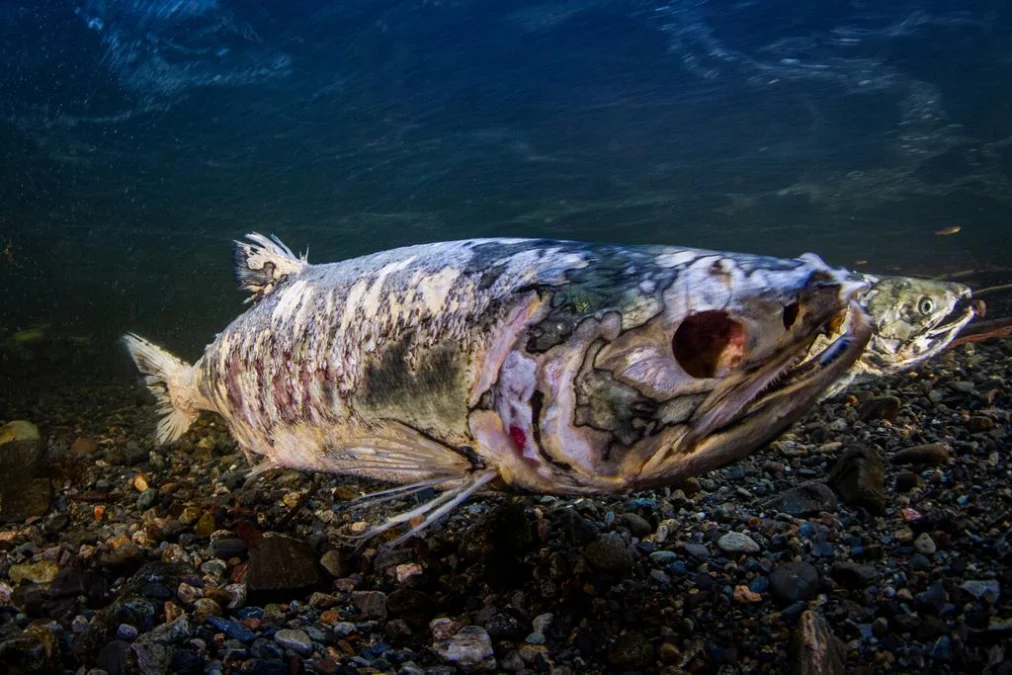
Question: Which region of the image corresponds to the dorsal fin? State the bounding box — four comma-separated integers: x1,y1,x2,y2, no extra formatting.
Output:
233,233,308,303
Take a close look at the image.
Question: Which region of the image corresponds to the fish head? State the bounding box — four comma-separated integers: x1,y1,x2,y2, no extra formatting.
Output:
856,275,975,377
481,249,873,494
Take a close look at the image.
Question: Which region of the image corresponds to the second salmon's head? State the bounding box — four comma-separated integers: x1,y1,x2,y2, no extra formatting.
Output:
469,246,873,494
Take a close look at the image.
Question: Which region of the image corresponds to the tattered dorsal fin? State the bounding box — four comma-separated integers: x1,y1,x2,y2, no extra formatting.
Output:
233,233,308,303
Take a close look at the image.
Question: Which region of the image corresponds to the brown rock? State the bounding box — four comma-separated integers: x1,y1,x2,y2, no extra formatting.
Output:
827,446,887,514
967,416,996,433
792,609,844,675
247,534,321,596
70,437,99,456
858,396,901,422
892,443,950,467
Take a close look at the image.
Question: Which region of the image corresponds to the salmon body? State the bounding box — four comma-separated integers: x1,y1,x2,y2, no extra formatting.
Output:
124,235,872,543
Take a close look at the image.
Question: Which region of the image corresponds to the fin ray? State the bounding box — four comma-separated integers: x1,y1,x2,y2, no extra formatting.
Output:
343,469,498,547
121,333,205,444
233,232,308,303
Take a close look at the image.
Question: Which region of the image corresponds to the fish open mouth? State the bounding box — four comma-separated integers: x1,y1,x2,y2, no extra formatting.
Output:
931,288,978,338
687,299,873,444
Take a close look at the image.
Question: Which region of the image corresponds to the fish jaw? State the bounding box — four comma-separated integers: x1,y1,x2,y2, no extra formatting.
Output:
631,299,872,489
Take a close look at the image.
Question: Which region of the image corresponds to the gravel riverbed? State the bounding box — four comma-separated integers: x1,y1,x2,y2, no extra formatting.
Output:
0,338,1009,674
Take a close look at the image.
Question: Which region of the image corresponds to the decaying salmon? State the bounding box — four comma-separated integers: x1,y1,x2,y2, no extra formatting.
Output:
123,234,872,544
811,273,976,399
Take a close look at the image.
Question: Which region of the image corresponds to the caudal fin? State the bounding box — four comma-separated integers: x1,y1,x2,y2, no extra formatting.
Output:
233,232,308,304
122,333,204,445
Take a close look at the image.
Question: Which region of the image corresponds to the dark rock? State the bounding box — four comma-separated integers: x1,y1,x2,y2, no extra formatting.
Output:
917,580,948,614
618,513,653,538
892,443,950,467
764,482,838,516
895,472,919,493
386,588,435,630
770,562,821,605
206,616,255,642
859,395,901,422
211,537,248,559
460,500,534,562
484,612,526,641
827,446,887,514
352,590,388,620
549,507,599,545
96,639,133,675
791,610,844,675
608,630,652,669
831,561,879,589
319,550,345,578
967,416,996,433
584,533,633,575
247,534,321,600
961,580,1000,603
682,543,711,560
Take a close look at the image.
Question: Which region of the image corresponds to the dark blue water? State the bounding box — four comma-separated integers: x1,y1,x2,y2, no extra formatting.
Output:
2,0,1011,368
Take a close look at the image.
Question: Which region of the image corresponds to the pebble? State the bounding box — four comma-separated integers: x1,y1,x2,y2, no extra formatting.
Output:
770,561,820,605
733,585,762,603
206,616,255,643
831,561,878,589
532,613,553,634
682,543,711,560
584,533,633,575
273,628,313,656
961,579,1000,603
764,482,838,516
792,609,844,675
177,582,202,604
827,445,887,514
967,415,996,433
247,534,321,595
352,590,388,619
859,395,901,422
895,471,919,493
9,560,60,584
649,550,677,564
434,625,495,670
717,532,760,554
892,443,950,466
116,623,138,640
914,532,937,555
618,512,652,538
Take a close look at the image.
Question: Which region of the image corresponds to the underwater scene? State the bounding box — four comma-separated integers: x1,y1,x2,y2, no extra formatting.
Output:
1,1,1010,673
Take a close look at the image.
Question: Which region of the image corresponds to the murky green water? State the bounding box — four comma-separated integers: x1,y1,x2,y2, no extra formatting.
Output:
2,0,1011,380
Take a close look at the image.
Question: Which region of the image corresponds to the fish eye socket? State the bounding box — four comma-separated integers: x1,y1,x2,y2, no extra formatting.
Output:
917,297,935,315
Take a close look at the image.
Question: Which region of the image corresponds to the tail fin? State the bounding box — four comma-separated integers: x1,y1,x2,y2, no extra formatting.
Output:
121,333,203,445
233,232,308,304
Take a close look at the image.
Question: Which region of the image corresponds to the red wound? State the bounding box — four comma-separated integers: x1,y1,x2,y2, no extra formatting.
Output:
508,424,527,450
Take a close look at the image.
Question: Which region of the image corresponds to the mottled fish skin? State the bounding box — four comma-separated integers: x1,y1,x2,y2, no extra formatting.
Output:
812,273,975,399
124,235,872,543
